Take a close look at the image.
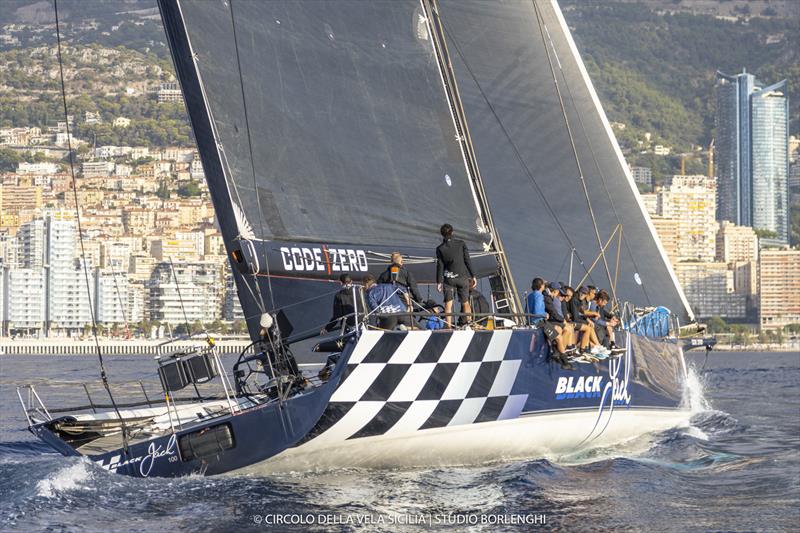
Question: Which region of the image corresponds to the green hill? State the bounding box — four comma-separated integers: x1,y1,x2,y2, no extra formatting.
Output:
561,1,799,153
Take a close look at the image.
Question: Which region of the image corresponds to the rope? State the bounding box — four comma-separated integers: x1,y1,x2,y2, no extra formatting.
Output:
53,0,129,455
532,0,615,295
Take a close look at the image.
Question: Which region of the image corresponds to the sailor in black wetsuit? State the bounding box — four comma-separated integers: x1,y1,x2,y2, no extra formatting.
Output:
435,223,476,327
321,273,358,334
377,252,421,309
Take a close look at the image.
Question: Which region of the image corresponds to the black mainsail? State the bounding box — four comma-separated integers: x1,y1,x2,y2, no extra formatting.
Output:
159,0,511,339
437,0,694,322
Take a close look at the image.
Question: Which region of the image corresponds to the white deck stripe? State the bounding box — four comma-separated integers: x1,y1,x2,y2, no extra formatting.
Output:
384,400,439,436
488,360,522,397
498,394,528,420
387,363,437,402
448,397,487,427
438,330,474,363
388,330,432,364
441,362,482,400
330,363,386,402
347,330,384,364
482,330,513,361
314,401,385,443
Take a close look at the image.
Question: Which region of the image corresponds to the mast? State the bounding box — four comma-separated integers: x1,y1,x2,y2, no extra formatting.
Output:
421,0,521,315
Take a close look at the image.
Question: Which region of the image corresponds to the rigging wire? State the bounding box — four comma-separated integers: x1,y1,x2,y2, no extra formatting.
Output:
439,23,596,286
228,0,277,314
531,0,616,296
536,6,653,307
108,260,131,339
543,36,654,307
53,0,129,454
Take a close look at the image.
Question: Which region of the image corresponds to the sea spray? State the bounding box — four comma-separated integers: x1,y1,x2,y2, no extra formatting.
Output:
36,460,95,498
683,365,711,414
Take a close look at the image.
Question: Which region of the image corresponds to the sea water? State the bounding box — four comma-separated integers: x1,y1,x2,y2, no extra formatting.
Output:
0,351,798,532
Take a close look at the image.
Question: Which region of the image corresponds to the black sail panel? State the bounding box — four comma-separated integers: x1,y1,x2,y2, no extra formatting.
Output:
176,0,488,251
160,0,495,342
438,0,693,322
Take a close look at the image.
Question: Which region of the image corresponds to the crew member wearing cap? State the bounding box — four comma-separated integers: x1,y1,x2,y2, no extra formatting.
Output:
436,223,476,327
377,252,421,309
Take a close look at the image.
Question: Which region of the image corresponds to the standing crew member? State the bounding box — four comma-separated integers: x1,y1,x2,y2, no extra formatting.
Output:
436,223,476,327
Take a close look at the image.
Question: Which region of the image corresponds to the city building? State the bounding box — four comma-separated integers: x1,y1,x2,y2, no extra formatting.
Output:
658,175,717,262
45,218,95,336
81,160,114,178
759,249,800,330
675,262,747,320
716,221,758,264
2,267,46,336
630,166,653,188
147,261,223,324
157,82,183,104
650,216,679,265
95,268,130,324
640,193,658,217
715,70,789,244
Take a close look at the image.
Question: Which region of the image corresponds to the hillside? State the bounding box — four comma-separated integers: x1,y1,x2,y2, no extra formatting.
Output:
561,0,799,154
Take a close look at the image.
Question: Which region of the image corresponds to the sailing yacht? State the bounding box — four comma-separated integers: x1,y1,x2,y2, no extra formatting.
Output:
20,0,703,478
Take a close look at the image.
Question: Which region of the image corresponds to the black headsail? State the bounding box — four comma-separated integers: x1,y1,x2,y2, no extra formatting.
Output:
437,0,694,323
158,0,512,340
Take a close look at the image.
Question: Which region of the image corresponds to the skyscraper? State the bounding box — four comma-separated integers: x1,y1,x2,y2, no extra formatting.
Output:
715,70,789,245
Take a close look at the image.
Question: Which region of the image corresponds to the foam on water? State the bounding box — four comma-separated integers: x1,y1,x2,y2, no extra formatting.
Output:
36,460,95,498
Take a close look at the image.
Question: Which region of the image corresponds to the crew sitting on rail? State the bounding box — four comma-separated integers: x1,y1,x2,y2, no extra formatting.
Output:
541,281,576,369
377,251,422,311
569,286,610,357
364,274,413,331
527,277,546,325
591,289,619,349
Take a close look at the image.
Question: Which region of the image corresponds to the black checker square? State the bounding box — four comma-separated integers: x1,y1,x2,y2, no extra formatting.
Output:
414,331,453,363
466,361,502,398
420,399,463,430
359,364,411,401
416,363,459,400
361,332,408,363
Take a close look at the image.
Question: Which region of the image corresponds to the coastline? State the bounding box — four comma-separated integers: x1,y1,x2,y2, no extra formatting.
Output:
0,338,251,356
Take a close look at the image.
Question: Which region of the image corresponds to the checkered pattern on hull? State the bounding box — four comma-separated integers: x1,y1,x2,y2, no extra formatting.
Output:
306,330,529,444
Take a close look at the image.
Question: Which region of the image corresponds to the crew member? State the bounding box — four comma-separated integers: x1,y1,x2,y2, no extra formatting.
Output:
377,252,421,308
321,273,358,335
527,277,547,325
435,223,476,327
364,275,411,330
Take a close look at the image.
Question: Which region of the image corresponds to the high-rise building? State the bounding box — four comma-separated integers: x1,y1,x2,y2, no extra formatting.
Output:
147,261,223,324
716,221,758,264
44,217,95,335
759,249,800,330
2,267,46,336
658,175,717,262
675,262,747,320
715,70,789,245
